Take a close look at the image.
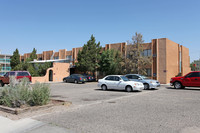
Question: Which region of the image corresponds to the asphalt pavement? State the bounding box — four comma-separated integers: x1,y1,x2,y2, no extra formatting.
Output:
1,82,200,133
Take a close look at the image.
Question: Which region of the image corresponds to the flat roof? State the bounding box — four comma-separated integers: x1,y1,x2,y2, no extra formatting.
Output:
29,59,70,63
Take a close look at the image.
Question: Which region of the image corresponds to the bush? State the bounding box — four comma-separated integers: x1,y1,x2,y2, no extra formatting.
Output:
29,83,50,106
0,77,50,108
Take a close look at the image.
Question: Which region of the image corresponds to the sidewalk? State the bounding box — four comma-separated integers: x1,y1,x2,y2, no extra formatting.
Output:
0,116,73,133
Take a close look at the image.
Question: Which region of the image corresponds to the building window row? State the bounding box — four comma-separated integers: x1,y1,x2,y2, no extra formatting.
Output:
142,49,152,56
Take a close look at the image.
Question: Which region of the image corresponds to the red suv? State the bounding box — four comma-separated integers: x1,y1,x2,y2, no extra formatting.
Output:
0,71,32,87
170,71,200,89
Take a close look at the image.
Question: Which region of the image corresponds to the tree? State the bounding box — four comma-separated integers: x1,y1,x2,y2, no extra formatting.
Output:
99,49,122,75
122,32,152,75
30,48,37,61
190,60,200,71
11,48,51,77
76,46,89,73
37,62,52,76
10,49,20,70
76,35,102,74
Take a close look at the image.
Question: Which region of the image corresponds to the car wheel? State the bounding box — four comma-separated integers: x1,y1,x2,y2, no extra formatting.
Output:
174,82,183,89
126,86,132,92
82,82,85,84
63,79,66,83
0,81,4,87
74,80,78,84
144,83,149,90
101,85,107,91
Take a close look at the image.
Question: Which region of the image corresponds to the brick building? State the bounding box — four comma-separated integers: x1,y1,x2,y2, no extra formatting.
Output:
20,38,190,84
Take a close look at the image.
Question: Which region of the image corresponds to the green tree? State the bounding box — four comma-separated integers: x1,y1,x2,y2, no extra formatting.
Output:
76,46,89,73
11,48,51,77
99,49,122,75
37,62,52,76
30,48,37,61
122,32,152,75
10,49,20,70
76,35,101,74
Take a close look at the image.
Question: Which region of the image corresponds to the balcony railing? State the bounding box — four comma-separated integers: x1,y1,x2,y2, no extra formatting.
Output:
0,58,11,63
1,67,11,71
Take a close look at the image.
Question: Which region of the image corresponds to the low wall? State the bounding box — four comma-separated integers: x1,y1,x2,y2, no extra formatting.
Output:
32,62,70,83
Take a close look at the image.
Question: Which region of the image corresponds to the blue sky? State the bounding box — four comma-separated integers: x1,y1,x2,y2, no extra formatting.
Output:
0,0,199,62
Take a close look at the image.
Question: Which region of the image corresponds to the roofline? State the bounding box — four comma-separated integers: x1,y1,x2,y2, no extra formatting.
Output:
29,59,70,63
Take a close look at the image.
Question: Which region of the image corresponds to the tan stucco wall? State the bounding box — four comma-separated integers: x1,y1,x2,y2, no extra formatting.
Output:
32,62,70,83
181,46,191,76
157,38,167,84
166,39,179,83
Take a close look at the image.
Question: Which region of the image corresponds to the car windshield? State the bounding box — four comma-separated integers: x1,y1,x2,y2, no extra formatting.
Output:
140,75,149,79
120,76,129,81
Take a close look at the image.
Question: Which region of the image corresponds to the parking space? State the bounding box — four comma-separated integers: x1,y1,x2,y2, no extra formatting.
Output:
35,83,200,133
50,82,159,107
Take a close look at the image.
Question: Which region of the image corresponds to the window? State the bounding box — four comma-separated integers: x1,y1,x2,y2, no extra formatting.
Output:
132,75,140,79
120,76,129,81
9,72,15,76
105,76,115,81
142,49,152,56
146,68,152,77
186,72,200,78
4,73,8,77
17,72,29,76
126,75,132,79
114,76,120,81
54,56,59,59
66,55,72,60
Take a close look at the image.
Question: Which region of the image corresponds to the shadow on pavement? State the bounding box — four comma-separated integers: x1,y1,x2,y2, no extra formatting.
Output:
94,89,153,93
166,87,200,91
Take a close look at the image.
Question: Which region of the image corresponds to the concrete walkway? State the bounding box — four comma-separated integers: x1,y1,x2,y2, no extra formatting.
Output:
0,116,72,133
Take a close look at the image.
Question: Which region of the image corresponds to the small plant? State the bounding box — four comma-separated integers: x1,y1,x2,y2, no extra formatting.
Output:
29,83,50,106
0,77,50,108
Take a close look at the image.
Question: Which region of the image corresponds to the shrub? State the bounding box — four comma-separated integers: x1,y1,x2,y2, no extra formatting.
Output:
0,77,50,108
29,83,50,106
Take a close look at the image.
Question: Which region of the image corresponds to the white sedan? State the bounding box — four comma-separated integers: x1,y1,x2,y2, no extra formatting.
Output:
98,75,144,92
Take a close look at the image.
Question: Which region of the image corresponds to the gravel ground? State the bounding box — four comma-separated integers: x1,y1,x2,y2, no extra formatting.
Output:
32,83,200,133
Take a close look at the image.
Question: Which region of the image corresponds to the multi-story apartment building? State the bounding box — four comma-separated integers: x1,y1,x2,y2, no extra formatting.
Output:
0,54,12,75
20,38,190,84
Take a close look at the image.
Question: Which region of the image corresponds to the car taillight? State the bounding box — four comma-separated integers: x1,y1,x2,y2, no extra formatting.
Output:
89,77,91,79
80,78,82,80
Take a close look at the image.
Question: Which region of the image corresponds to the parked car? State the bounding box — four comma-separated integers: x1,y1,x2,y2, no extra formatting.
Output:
63,74,88,84
98,75,144,92
170,71,200,89
0,71,32,87
82,74,96,82
125,74,160,90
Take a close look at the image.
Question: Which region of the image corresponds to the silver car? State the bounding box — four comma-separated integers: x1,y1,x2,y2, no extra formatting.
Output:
125,74,160,90
98,75,144,92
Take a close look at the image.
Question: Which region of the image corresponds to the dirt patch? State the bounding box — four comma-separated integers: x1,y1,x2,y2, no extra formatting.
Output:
0,99,72,120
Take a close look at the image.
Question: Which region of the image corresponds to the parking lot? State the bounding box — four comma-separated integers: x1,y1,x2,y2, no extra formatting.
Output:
29,82,200,133
50,82,155,107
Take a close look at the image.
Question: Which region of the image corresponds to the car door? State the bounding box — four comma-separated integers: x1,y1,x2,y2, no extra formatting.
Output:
112,76,121,90
183,72,200,86
114,76,126,90
196,72,200,86
104,76,115,89
190,72,200,86
69,75,74,82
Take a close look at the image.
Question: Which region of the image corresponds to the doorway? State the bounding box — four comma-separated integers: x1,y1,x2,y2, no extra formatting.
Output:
49,70,53,81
